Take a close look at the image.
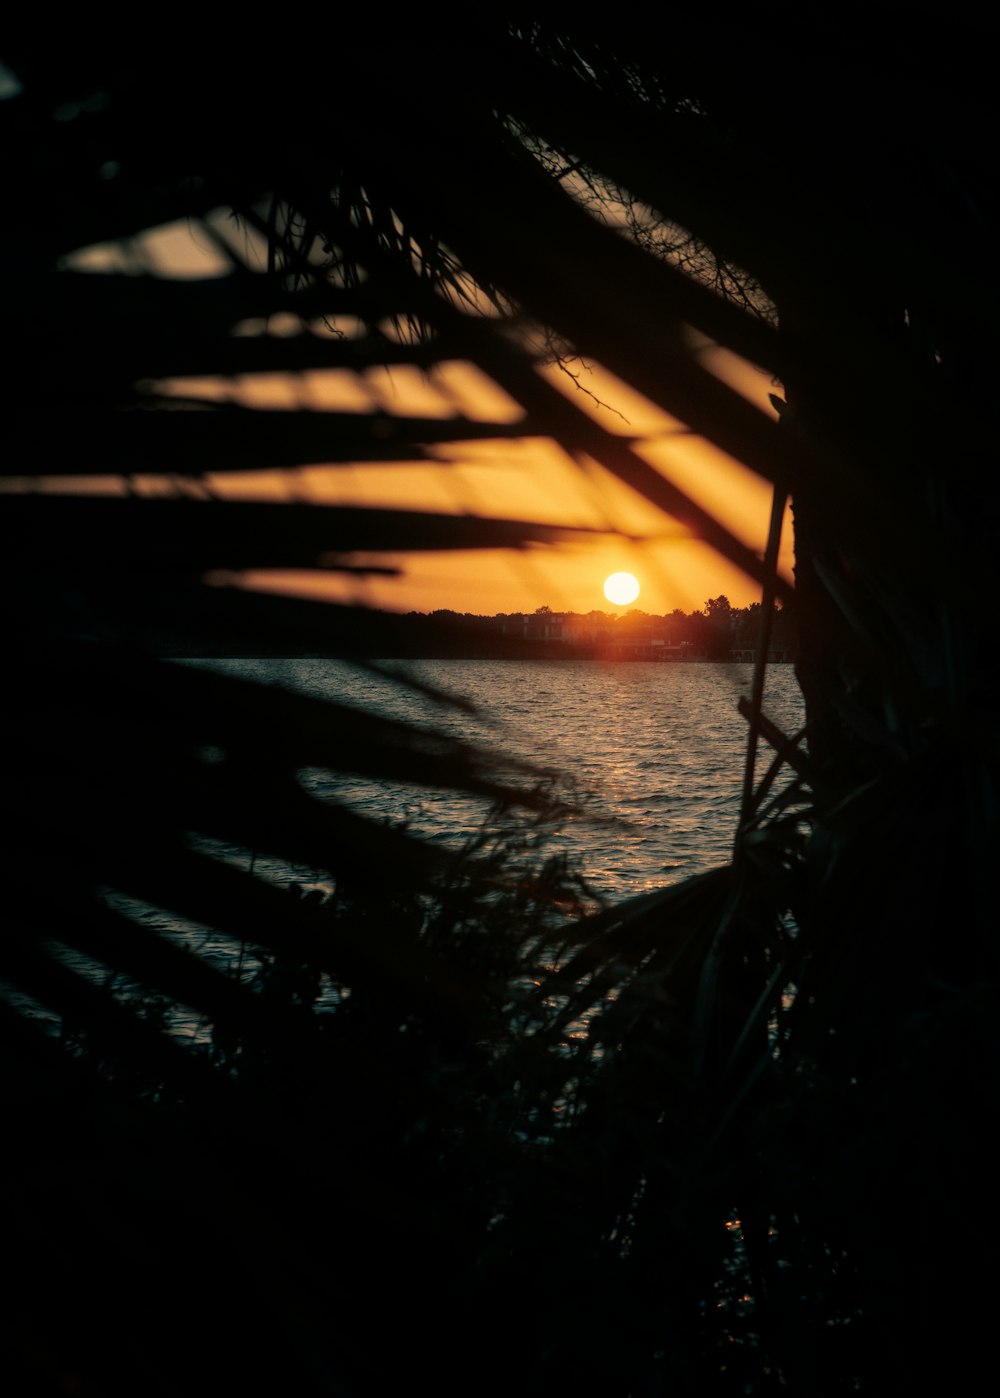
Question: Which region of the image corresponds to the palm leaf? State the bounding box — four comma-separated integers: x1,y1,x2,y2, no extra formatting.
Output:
3,21,999,1392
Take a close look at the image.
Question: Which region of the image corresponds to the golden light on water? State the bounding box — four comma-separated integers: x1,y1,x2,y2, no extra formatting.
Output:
604,572,640,606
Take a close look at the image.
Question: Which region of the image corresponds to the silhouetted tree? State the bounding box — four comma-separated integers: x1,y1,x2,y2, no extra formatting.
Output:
3,18,999,1394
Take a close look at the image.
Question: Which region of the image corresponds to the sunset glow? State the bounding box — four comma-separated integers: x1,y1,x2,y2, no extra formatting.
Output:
603,572,640,606
51,220,795,617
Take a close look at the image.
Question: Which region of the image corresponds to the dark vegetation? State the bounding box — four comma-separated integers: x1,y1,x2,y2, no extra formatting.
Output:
164,600,795,660
3,18,999,1393
401,600,796,661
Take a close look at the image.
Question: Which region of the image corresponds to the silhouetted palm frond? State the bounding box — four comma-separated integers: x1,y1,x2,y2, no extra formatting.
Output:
3,19,1000,1394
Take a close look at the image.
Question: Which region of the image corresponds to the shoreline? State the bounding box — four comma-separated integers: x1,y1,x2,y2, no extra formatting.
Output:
162,650,797,663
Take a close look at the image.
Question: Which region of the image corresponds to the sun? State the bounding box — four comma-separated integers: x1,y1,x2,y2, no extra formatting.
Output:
604,572,640,606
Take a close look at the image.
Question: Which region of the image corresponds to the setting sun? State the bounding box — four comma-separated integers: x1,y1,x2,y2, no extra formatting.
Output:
604,572,640,606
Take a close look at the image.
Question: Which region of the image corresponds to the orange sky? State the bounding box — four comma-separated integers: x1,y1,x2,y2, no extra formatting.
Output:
46,215,794,617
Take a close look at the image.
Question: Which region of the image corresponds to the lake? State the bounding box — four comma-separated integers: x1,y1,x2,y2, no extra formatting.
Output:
191,658,806,904
33,658,804,1045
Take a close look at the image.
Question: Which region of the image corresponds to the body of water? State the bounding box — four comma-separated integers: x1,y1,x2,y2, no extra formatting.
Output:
197,658,806,904
31,659,804,1045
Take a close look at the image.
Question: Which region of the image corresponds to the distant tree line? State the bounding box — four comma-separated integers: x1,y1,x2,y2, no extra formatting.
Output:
397,596,794,661
160,596,794,660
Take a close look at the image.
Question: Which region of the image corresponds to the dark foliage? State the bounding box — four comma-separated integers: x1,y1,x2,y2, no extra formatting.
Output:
3,17,999,1394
